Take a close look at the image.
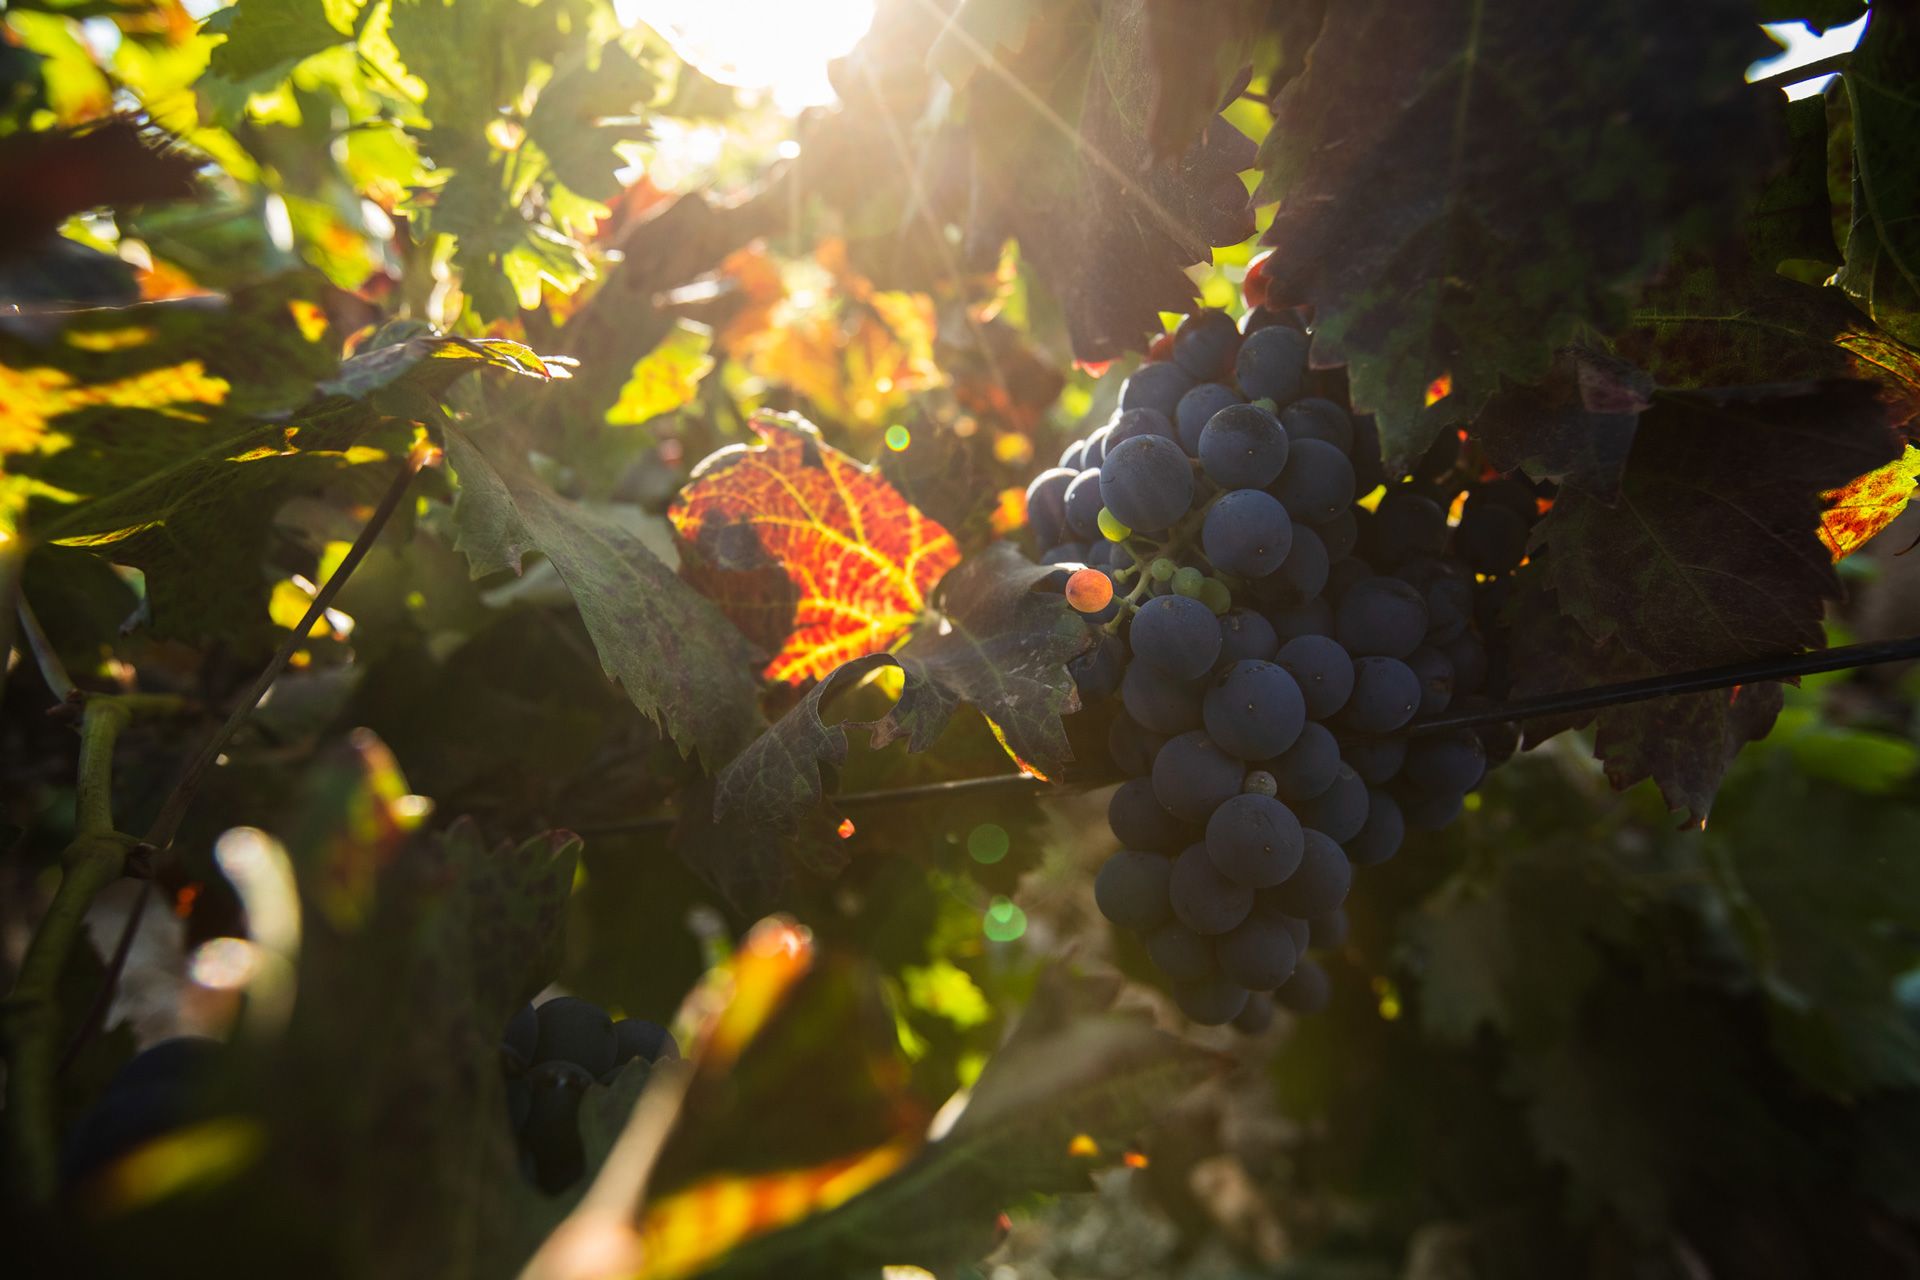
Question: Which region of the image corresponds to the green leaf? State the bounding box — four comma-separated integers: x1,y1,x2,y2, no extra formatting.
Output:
696,980,1225,1278
97,737,584,1277
1095,0,1265,159
1754,1,1867,27
205,0,357,90
926,0,1045,88
1404,845,1636,1047
444,422,765,768
1537,381,1898,673
605,320,713,426
524,43,654,202
1839,5,1920,345
1473,347,1650,499
1508,982,1795,1233
1508,589,1788,821
950,3,1256,363
1706,762,1920,1096
0,279,533,646
1254,0,1772,464
1618,258,1920,418
888,542,1091,775
1749,92,1845,272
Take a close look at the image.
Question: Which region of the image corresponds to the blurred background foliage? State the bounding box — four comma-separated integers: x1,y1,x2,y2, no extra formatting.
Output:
2,1,1919,1277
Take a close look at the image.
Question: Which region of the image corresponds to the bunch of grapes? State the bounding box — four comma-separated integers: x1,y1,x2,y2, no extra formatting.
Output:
1027,279,1536,1030
501,997,678,1191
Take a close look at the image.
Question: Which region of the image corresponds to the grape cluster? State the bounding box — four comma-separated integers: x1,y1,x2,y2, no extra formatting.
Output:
1028,285,1535,1029
501,997,678,1191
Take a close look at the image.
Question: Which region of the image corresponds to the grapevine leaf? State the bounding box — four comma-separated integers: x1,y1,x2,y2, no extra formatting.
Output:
668,413,960,686
1613,262,1920,542
926,0,1044,88
445,423,765,768
0,280,540,646
605,320,713,426
1754,1,1867,26
1618,260,1920,423
1509,982,1795,1234
1748,93,1844,273
203,0,355,91
1536,380,1900,672
947,3,1256,363
1254,0,1771,465
529,922,930,1279
1405,846,1637,1048
886,542,1090,777
522,44,655,202
1838,5,1920,346
1474,347,1651,499
1821,442,1920,558
1508,578,1788,820
677,547,1085,908
0,120,200,255
709,652,900,830
1095,0,1266,159
1708,762,1920,1096
690,977,1226,1278
147,736,583,1276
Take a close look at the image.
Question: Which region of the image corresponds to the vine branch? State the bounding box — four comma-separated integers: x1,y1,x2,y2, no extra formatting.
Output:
573,633,1920,837
57,444,434,1086
3,697,148,1202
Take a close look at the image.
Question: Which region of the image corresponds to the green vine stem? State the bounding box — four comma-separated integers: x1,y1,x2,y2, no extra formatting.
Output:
1,692,180,1204
61,444,434,1077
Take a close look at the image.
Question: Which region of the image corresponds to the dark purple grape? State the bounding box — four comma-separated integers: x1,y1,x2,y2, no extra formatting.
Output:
1172,308,1241,381
1205,793,1305,888
1216,912,1301,990
1276,634,1353,719
1170,842,1255,935
1024,467,1076,549
1176,382,1243,455
1218,608,1279,665
1153,731,1246,820
1173,977,1252,1025
1279,398,1353,453
1109,777,1195,852
1275,958,1331,1013
1267,721,1340,803
1095,849,1173,931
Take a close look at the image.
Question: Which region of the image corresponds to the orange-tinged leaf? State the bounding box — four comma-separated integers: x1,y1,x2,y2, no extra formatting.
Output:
635,1138,918,1280
669,414,960,685
607,320,714,426
1821,442,1920,560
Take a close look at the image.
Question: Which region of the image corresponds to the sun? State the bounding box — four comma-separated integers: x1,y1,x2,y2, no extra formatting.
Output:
618,0,879,114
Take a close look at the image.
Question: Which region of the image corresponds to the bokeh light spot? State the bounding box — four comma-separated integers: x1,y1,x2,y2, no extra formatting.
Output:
966,823,1009,864
982,895,1027,942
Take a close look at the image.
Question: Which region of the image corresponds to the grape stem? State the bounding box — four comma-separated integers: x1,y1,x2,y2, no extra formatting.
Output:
573,633,1920,837
57,444,433,1086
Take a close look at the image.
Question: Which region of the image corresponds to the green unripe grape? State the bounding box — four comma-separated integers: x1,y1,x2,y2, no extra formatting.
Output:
1252,397,1278,413
1097,508,1132,542
1172,566,1206,598
1198,578,1233,615
1243,770,1278,797
1149,557,1177,582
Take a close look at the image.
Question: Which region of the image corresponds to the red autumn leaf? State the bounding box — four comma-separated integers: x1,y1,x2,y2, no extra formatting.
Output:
669,414,960,685
1820,442,1920,560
